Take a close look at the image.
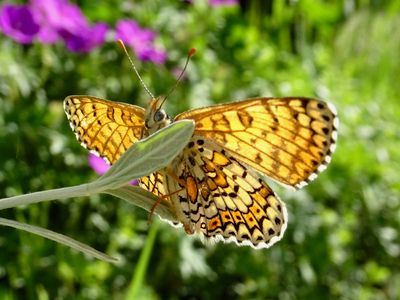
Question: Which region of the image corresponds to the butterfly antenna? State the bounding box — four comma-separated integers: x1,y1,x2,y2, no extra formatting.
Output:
117,39,155,99
158,48,196,109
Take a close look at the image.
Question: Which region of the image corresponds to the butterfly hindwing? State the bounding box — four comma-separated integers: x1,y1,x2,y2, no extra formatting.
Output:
139,172,167,197
165,136,287,248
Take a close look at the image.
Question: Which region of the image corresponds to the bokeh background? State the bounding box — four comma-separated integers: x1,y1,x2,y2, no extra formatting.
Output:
1,0,399,299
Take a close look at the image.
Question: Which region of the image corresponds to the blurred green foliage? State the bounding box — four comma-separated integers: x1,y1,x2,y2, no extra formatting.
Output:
1,0,399,299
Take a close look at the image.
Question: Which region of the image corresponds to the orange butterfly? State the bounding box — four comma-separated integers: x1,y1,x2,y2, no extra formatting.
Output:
64,43,338,248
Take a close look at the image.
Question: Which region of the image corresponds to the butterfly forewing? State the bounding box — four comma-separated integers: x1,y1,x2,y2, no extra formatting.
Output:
64,96,145,164
175,97,338,188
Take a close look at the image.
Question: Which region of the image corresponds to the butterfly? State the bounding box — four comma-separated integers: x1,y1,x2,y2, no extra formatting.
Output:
64,94,338,249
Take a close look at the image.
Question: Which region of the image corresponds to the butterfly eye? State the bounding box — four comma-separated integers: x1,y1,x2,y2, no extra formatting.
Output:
154,109,166,122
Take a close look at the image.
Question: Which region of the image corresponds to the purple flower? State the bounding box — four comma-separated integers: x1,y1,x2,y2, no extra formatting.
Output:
30,0,84,43
0,0,107,52
115,20,167,64
30,0,107,52
88,153,138,185
58,22,108,53
0,4,40,44
209,0,238,6
88,154,110,176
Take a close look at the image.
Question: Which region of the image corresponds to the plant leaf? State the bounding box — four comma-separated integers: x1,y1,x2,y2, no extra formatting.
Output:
105,185,176,222
0,120,194,211
95,120,195,190
0,217,117,262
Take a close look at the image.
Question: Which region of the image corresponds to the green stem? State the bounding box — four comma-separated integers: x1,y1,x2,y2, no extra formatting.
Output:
125,222,159,300
0,181,104,210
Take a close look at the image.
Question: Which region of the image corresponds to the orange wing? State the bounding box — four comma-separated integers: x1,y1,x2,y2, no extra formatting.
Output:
64,96,145,164
175,97,338,188
165,135,287,248
139,172,167,197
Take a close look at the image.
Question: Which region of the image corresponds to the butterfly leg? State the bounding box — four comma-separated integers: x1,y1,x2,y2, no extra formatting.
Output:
147,187,185,224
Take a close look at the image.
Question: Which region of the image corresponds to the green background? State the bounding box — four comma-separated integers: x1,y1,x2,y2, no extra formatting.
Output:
0,0,399,299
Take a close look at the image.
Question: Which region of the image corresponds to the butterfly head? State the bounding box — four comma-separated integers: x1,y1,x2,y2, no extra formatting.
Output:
144,97,171,135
